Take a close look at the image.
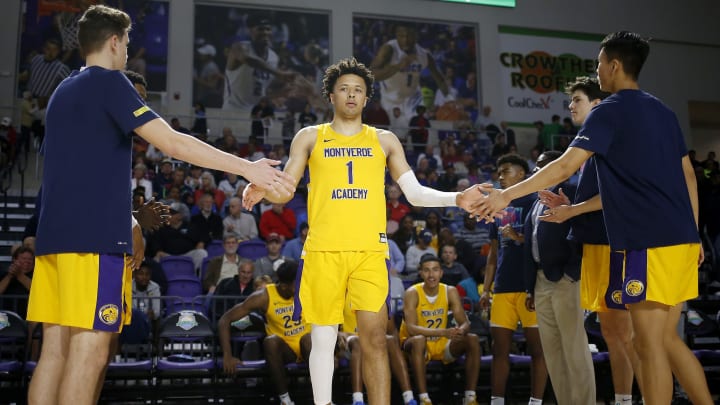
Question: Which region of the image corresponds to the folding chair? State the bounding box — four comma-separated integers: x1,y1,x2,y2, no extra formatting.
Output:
160,255,197,279
237,239,268,260
155,310,217,399
0,310,28,399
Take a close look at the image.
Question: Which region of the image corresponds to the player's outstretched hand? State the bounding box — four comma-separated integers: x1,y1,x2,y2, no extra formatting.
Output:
244,159,295,198
135,198,170,231
539,205,573,223
538,188,570,209
242,183,266,211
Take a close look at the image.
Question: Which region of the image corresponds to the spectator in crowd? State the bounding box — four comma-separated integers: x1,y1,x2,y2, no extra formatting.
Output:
203,235,241,294
298,102,318,128
437,163,460,192
160,166,192,202
191,103,208,135
131,263,161,322
215,127,240,155
454,212,492,257
404,229,437,278
393,214,417,255
223,197,259,242
540,114,562,151
439,244,471,286
194,170,226,212
416,144,442,173
399,254,480,405
219,260,311,405
387,183,411,224
19,38,71,101
190,193,224,247
259,202,296,241
491,133,510,160
218,172,246,202
363,97,391,129
281,222,309,262
475,105,495,133
0,246,35,300
424,210,442,252
408,105,431,153
184,165,203,191
170,117,190,134
131,163,153,201
153,158,175,196
389,106,409,141
251,97,275,138
146,204,208,271
215,259,255,297
703,151,719,172
254,233,289,282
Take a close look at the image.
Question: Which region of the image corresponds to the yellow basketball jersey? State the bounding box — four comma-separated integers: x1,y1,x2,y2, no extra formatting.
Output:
303,123,388,252
265,284,310,343
399,283,449,343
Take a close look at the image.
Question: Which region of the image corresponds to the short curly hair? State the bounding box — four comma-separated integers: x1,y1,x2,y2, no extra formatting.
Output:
322,57,374,102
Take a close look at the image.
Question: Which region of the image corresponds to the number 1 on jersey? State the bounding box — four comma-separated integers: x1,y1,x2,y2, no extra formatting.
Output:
346,161,354,184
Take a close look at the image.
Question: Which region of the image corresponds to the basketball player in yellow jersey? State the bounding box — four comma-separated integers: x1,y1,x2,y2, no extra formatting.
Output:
218,261,311,405
399,254,481,405
243,57,484,405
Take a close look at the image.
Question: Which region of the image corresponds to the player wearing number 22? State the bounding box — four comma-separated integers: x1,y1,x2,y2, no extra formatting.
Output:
242,57,483,405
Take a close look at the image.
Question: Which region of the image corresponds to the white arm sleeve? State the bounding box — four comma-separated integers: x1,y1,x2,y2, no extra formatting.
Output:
396,170,458,207
132,213,139,229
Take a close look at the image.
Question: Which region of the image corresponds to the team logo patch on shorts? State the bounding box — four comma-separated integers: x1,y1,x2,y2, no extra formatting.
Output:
99,304,119,325
625,280,645,297
611,290,623,304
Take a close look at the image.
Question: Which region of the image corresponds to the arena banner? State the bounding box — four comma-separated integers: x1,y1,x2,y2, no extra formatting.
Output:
193,4,330,116
18,0,169,95
498,26,603,125
353,15,480,123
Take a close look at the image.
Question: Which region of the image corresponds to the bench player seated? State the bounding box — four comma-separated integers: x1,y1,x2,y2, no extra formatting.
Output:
399,253,481,405
218,260,311,405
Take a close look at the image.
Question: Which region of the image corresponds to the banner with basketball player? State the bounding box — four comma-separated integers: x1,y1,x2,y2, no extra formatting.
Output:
193,4,330,117
353,15,480,123
18,0,169,96
498,26,602,124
